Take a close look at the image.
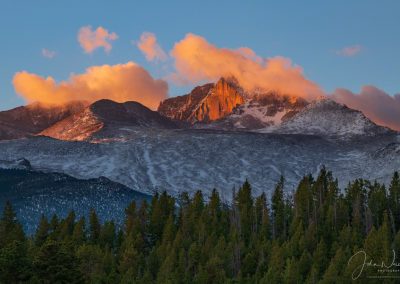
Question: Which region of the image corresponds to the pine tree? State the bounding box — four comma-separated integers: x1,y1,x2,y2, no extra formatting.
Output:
0,239,31,282
235,180,254,243
298,250,312,282
48,214,59,240
320,247,349,284
34,214,49,246
72,217,86,246
124,201,137,236
272,176,285,240
59,210,76,240
283,257,300,284
311,240,328,280
263,242,284,283
89,208,101,244
368,181,388,228
0,201,25,249
389,171,400,231
99,221,116,249
255,192,271,241
33,240,82,283
76,244,108,282
294,175,313,229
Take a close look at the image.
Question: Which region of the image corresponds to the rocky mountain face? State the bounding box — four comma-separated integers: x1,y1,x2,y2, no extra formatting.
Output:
0,101,87,140
40,99,178,141
274,98,393,137
2,77,392,142
200,92,309,130
158,77,245,123
158,83,214,122
163,77,391,138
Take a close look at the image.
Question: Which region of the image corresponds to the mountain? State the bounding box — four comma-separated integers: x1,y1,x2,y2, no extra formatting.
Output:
273,98,393,137
199,92,308,130
0,167,150,234
159,77,391,137
158,77,245,123
0,131,398,202
0,101,87,140
40,99,178,141
187,83,391,137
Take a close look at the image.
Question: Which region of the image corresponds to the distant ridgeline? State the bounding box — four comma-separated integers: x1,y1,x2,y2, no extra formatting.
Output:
0,168,150,234
1,167,400,282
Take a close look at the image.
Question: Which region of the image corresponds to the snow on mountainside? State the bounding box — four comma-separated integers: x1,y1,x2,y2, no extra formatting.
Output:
273,98,393,136
1,78,392,143
200,92,308,130
40,99,178,141
0,167,150,234
0,132,398,201
0,101,87,140
0,158,32,170
159,77,392,137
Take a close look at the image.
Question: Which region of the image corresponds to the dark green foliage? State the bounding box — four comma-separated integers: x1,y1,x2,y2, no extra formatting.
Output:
33,240,83,283
1,169,400,283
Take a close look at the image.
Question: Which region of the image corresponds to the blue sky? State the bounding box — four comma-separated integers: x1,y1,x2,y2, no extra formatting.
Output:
1,0,399,110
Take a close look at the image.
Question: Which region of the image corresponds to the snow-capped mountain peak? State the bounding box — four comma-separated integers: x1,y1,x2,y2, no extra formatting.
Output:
274,98,392,136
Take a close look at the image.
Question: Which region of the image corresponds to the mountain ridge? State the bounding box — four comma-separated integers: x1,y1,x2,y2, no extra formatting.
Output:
0,166,150,234
40,99,179,141
0,78,396,142
0,101,87,140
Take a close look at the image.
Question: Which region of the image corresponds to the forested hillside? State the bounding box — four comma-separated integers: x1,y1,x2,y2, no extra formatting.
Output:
1,168,400,283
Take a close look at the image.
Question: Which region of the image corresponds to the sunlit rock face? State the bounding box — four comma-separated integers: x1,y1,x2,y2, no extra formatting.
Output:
0,101,87,140
158,77,245,123
40,99,178,141
198,92,309,131
192,77,245,122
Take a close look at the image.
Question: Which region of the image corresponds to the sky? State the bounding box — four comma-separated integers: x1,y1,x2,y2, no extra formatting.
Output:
0,1,399,128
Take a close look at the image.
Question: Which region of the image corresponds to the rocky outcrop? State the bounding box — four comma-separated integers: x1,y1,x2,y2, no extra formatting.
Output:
191,77,245,122
198,92,309,131
158,77,245,124
158,83,214,122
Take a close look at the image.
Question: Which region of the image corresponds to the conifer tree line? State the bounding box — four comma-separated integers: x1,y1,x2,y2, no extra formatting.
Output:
1,167,400,283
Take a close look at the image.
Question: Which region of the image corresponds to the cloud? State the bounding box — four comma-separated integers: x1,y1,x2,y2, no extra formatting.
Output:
332,86,400,131
78,26,118,54
13,62,168,110
170,33,323,100
336,45,362,57
137,32,167,62
42,48,56,59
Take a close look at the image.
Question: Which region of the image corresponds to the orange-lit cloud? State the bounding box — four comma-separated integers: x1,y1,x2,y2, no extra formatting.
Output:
137,32,167,62
332,86,400,131
42,48,56,59
336,45,362,57
170,33,323,100
78,26,118,54
13,62,168,110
